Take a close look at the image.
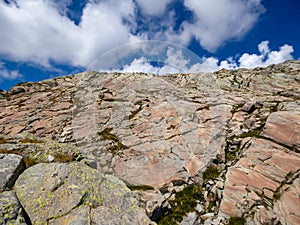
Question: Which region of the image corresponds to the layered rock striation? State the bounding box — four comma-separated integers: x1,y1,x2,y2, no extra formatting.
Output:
0,60,299,224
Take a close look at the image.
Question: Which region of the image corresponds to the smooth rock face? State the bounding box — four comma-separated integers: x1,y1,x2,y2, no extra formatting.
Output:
0,154,25,191
261,111,300,150
220,138,300,224
15,162,153,225
0,191,27,225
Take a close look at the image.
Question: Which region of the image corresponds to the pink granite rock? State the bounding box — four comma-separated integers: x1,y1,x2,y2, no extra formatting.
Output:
220,138,300,223
262,111,300,150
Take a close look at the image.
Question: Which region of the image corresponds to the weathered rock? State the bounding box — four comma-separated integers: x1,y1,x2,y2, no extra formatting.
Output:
0,60,300,224
15,162,154,225
0,134,84,167
0,154,25,191
261,111,300,150
0,191,27,225
73,72,231,187
180,212,197,225
273,177,300,225
220,138,300,224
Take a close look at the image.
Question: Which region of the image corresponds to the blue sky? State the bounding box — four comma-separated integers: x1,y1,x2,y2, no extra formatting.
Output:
0,0,299,90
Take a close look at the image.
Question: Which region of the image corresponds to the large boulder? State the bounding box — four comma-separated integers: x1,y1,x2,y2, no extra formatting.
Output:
15,162,154,225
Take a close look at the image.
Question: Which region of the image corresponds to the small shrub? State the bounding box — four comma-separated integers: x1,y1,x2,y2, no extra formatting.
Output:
203,165,220,181
227,216,246,225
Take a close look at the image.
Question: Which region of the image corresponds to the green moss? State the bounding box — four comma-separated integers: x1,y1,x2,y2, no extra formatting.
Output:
127,184,154,191
207,201,215,212
129,106,142,120
203,165,220,181
107,142,128,155
23,157,39,168
227,216,246,225
53,153,74,163
98,128,119,142
0,137,9,144
158,184,203,225
238,129,262,139
98,128,128,155
225,144,241,162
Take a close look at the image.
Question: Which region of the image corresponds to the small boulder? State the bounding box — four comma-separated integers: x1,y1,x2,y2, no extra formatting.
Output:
0,154,25,191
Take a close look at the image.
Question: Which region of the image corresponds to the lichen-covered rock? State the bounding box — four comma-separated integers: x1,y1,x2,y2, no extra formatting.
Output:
15,162,154,225
0,134,84,168
0,154,25,191
0,191,27,225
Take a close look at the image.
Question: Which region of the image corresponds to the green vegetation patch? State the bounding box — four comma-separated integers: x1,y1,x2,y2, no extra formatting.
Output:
227,216,246,225
98,128,119,142
158,184,204,225
203,165,220,181
127,184,154,191
98,128,128,155
129,105,142,120
0,133,84,168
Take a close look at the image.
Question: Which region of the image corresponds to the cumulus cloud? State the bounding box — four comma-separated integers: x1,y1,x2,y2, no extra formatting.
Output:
180,0,266,52
237,41,294,69
0,0,137,67
0,0,294,79
112,41,294,74
135,0,172,16
0,62,23,81
0,0,267,69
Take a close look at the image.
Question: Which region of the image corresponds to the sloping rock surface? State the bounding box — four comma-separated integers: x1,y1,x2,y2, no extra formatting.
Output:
0,60,300,224
15,162,153,225
261,111,300,150
220,138,300,224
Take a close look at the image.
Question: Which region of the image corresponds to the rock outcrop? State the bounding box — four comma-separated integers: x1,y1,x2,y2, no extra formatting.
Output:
15,162,153,225
0,60,299,224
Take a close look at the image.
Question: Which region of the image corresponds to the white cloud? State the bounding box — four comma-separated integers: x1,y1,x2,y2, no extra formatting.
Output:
0,0,138,67
0,62,23,81
238,41,294,69
180,0,265,52
0,0,294,78
0,0,267,69
113,41,295,74
135,0,172,16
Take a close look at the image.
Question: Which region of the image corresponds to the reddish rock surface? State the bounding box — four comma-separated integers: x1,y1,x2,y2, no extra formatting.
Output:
220,138,300,224
0,60,300,224
261,111,300,150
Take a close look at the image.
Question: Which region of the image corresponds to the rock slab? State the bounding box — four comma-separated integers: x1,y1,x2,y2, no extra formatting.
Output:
220,138,300,224
15,162,154,225
0,154,25,191
262,111,300,150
